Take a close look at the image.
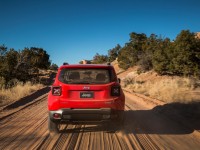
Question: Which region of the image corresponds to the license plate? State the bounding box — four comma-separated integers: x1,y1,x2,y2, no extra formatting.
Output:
80,92,94,98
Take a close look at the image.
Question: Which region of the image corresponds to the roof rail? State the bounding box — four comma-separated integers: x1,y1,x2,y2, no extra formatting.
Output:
63,62,69,65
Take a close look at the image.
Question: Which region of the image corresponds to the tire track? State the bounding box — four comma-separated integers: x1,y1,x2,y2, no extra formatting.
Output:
0,94,161,150
1,92,200,149
0,93,48,122
73,125,90,150
124,102,162,150
0,99,47,149
0,95,47,127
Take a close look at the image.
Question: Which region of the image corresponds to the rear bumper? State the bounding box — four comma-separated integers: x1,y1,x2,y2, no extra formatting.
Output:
49,108,122,123
48,96,125,111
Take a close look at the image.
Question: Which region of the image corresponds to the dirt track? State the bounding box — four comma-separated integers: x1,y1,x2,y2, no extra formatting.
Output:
0,89,200,150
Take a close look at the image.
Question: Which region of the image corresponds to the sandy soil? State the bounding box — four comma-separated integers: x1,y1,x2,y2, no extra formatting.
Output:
0,88,200,149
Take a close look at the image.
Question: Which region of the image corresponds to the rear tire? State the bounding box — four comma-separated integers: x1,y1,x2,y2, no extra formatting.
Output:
48,116,59,136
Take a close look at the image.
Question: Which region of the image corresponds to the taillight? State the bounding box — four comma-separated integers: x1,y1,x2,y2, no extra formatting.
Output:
52,86,62,96
111,86,120,96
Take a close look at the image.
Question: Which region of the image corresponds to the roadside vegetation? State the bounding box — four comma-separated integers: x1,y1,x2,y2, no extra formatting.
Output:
0,46,58,106
92,30,200,77
0,82,43,106
122,70,200,103
91,30,200,103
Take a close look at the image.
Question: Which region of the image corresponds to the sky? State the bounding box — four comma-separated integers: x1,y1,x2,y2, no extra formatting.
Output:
0,0,200,66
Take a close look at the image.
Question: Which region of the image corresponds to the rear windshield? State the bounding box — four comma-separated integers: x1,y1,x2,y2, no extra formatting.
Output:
58,69,111,84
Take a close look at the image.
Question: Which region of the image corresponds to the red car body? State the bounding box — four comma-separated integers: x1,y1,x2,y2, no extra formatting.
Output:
48,64,125,133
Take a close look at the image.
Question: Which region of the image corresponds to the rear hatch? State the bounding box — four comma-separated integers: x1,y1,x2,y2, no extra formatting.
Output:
57,68,117,105
60,83,114,101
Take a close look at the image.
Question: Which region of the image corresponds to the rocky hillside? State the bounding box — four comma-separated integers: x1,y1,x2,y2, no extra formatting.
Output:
113,60,200,103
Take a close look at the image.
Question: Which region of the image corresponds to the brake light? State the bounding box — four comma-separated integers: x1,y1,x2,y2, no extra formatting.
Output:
52,86,61,96
111,86,120,96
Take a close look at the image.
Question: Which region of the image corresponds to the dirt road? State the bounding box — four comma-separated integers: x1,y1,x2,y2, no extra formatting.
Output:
0,89,200,150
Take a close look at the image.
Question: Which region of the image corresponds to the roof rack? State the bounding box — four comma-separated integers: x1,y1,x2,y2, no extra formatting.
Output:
63,62,69,65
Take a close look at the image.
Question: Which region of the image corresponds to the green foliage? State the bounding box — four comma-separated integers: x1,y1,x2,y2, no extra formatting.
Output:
118,30,200,77
152,38,172,74
19,47,51,70
137,34,159,71
0,47,19,84
49,63,59,70
108,44,121,62
0,77,5,89
91,30,200,78
170,30,200,76
0,44,7,57
0,45,7,79
118,45,137,69
0,45,51,87
92,53,108,64
118,32,148,70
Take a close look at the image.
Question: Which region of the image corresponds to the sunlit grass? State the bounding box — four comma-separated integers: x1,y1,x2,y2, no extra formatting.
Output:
123,73,200,103
0,82,43,106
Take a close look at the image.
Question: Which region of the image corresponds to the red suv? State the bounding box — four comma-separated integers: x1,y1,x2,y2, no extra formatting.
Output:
48,63,125,133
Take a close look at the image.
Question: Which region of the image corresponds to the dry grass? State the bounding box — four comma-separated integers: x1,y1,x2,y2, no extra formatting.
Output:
123,72,200,103
0,82,43,106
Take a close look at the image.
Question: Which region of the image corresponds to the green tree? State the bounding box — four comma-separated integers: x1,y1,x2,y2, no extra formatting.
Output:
0,44,7,57
0,48,20,86
0,45,52,86
0,45,7,70
108,44,121,62
19,47,51,70
118,45,137,69
137,34,158,71
92,53,108,64
171,30,200,76
0,45,8,84
29,47,51,69
90,30,200,77
129,32,147,50
118,32,147,70
152,38,172,74
49,63,59,70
